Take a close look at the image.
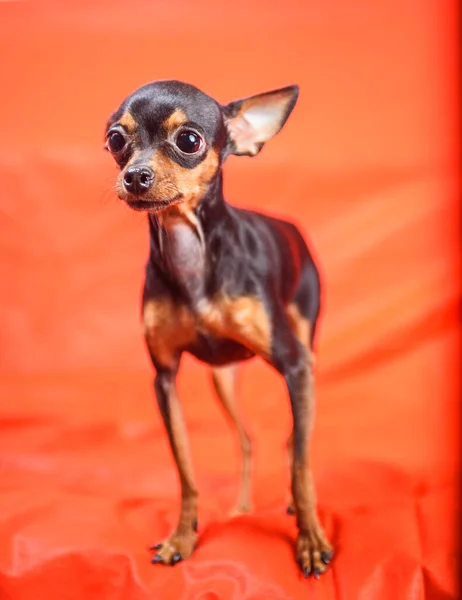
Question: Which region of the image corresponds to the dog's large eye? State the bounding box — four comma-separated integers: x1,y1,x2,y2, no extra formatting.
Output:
107,131,126,154
175,130,202,154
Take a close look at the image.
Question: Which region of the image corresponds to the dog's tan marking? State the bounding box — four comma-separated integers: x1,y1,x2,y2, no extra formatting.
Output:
143,295,269,370
211,364,252,514
286,303,315,366
198,295,271,358
162,108,188,133
185,147,220,209
149,148,219,210
143,299,197,369
119,111,137,134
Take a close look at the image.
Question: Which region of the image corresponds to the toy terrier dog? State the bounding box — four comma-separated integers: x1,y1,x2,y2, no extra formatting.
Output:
105,80,333,578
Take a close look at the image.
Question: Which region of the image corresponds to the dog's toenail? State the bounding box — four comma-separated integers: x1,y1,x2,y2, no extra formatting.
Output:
152,554,162,564
321,550,332,564
314,568,320,579
303,567,311,578
150,543,162,551
172,552,182,564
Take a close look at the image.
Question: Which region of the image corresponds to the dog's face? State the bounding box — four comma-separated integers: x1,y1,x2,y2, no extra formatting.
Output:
105,80,298,213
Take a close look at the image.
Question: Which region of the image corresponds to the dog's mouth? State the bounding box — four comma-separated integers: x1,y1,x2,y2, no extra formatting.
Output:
125,195,183,212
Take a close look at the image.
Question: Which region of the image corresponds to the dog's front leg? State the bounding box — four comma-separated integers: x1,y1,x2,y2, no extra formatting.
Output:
283,347,333,578
150,366,198,565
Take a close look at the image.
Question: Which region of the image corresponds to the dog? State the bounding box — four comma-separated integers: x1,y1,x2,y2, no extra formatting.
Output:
104,80,333,578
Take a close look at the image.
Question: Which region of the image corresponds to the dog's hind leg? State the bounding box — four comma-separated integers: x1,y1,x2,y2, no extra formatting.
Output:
211,364,253,515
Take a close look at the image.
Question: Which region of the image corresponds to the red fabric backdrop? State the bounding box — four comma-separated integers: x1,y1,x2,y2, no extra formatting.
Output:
0,1,459,599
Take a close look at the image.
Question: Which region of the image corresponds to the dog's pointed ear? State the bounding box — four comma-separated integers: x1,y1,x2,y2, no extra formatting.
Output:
222,85,299,157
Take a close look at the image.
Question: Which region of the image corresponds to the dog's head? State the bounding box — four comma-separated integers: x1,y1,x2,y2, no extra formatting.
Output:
105,80,299,213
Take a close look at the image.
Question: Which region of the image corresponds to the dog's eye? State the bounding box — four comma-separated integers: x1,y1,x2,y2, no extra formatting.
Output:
176,130,202,154
107,131,126,154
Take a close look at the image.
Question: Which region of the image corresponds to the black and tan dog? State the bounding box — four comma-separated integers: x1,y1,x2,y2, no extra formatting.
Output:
105,80,333,578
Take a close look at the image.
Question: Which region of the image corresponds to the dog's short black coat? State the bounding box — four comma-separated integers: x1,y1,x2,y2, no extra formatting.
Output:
143,189,321,369
105,79,332,578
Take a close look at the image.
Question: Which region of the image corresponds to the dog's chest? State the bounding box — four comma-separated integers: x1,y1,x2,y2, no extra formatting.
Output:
143,218,264,367
144,220,224,366
143,296,254,367
161,219,205,302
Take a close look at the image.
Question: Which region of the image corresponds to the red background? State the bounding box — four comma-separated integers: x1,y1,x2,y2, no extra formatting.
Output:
0,1,459,598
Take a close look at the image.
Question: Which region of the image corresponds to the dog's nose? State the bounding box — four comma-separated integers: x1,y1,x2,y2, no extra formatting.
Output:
123,166,155,194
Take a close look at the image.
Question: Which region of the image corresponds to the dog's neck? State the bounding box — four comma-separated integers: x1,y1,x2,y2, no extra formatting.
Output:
148,172,229,303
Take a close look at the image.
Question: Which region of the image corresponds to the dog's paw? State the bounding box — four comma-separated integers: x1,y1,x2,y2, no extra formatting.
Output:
150,530,198,565
296,528,333,579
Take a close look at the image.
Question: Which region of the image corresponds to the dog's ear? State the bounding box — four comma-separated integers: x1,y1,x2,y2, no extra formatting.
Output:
222,85,299,157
